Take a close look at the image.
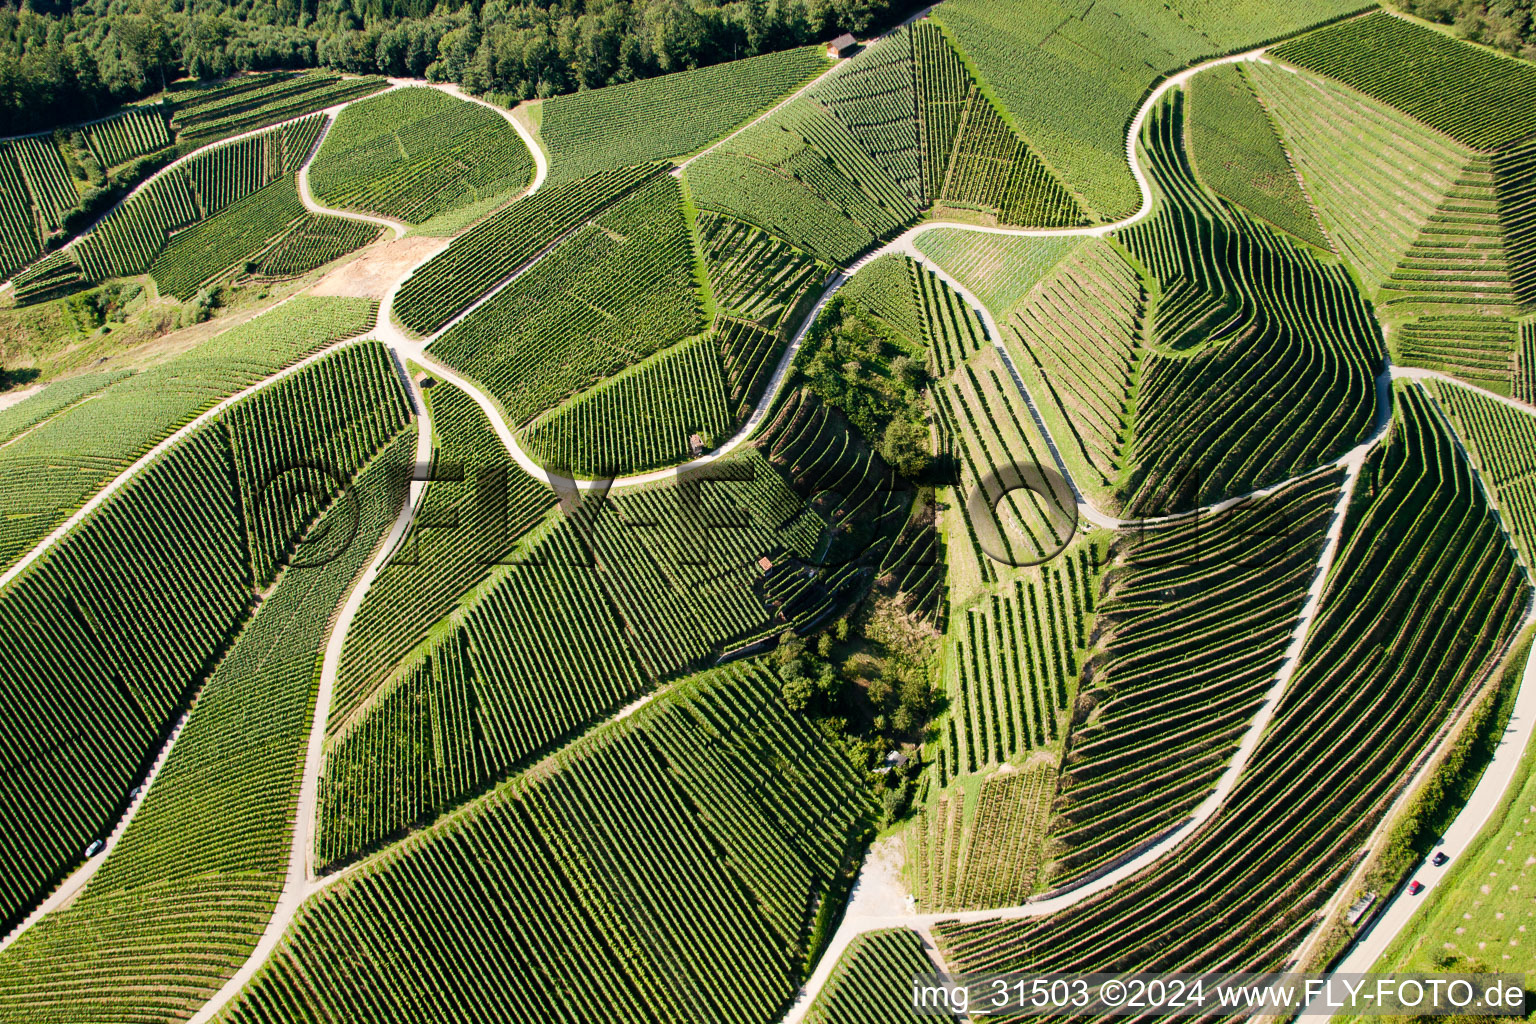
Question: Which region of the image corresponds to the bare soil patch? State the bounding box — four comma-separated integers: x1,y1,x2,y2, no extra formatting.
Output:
311,237,448,299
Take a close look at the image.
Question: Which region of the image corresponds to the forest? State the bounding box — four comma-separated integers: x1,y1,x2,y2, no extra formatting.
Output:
0,0,919,134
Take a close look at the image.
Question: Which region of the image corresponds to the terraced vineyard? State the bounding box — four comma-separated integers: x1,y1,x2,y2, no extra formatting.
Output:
0,338,407,940
310,87,532,223
1274,13,1536,150
427,174,703,425
936,385,1527,977
1113,92,1381,515
0,297,377,573
241,664,876,1024
0,422,414,1023
540,46,830,182
392,163,661,334
1050,471,1341,887
6,13,1536,1024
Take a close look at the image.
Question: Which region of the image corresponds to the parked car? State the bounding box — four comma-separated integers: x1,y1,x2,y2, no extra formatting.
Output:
84,840,103,857
1432,851,1449,867
1408,880,1425,895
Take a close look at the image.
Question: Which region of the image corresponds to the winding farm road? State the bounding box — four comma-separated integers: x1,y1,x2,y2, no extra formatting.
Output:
4,23,1536,1024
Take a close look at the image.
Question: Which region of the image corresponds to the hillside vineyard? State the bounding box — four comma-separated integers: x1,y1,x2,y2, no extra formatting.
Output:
1,2,1536,1022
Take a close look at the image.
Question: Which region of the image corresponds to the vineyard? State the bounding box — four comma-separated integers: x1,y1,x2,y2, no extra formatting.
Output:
1391,315,1518,395
520,332,735,477
999,239,1144,502
239,663,876,1024
1113,92,1380,516
809,22,1082,226
391,163,660,334
931,0,1372,219
320,393,905,863
0,425,414,1024
0,337,408,941
170,70,388,145
540,46,829,182
914,230,1083,318
1049,471,1340,887
0,135,79,279
906,762,1058,910
10,115,337,300
6,11,1536,1022
427,174,703,425
82,106,172,169
936,384,1526,976
1433,381,1536,566
310,87,533,223
805,930,936,1024
699,212,830,327
942,546,1097,781
0,297,377,574
1273,12,1536,151
1186,63,1328,249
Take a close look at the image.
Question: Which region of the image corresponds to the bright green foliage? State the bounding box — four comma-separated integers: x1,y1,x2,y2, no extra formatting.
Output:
699,212,829,327
224,341,412,585
1433,380,1536,566
427,174,702,425
321,401,901,862
10,136,76,231
1381,154,1523,314
688,96,920,264
8,250,85,302
842,252,925,341
49,115,326,292
717,315,789,420
914,230,1083,318
521,332,734,476
1115,93,1381,515
1247,61,1470,296
541,46,829,182
255,215,382,277
936,385,1528,974
150,176,307,299
0,296,377,572
0,426,413,1024
1274,12,1536,150
0,370,127,445
311,87,532,223
805,930,935,1024
933,0,1370,219
0,339,408,939
1392,315,1517,394
1186,64,1327,248
0,148,41,280
1050,471,1340,886
807,22,1082,226
1494,138,1536,308
907,763,1057,910
941,89,1083,226
392,163,659,334
171,70,388,144
1522,319,1536,402
809,27,925,202
944,548,1095,778
83,106,171,168
934,354,1075,574
1001,240,1143,497
332,380,556,734
0,136,76,279
236,662,876,1024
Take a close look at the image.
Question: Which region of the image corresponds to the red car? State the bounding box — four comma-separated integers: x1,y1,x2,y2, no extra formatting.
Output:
1408,880,1425,895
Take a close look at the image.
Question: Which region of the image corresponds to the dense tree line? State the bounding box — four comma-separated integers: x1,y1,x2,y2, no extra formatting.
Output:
1389,0,1536,58
0,0,920,135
